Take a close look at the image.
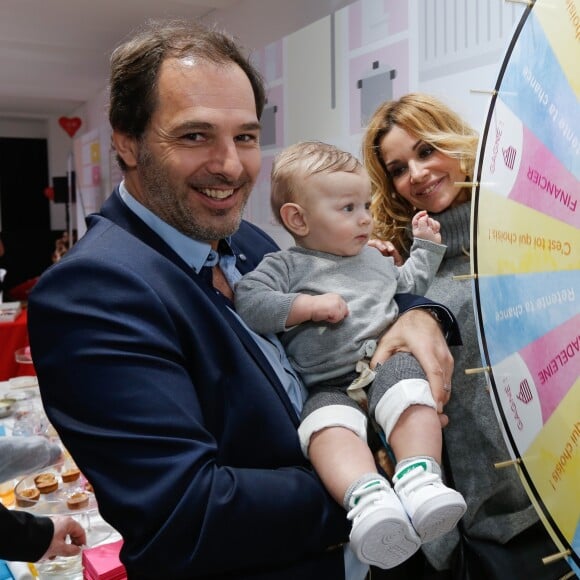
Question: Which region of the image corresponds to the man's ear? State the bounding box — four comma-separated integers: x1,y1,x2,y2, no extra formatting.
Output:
279,203,309,237
111,130,139,169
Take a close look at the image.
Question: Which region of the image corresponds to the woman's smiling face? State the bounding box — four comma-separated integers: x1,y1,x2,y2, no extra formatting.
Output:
379,125,468,213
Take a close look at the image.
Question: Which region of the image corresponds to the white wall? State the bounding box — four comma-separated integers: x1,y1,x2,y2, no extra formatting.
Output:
0,117,47,138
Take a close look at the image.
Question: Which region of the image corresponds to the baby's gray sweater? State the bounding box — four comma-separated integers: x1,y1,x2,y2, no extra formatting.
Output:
235,239,445,386
420,202,539,570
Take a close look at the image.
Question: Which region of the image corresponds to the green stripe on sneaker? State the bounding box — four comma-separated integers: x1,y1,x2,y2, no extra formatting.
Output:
395,461,427,480
362,480,382,490
353,480,383,505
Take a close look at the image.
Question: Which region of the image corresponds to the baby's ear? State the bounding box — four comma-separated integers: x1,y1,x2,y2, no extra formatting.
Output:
280,203,309,237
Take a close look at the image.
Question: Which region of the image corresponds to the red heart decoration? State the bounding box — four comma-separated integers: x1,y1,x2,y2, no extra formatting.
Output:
58,116,82,138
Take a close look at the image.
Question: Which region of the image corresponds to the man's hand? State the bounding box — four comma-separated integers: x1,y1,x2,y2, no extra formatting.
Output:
371,308,453,427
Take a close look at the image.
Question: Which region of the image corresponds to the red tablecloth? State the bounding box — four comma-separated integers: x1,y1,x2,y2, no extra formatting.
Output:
0,309,35,380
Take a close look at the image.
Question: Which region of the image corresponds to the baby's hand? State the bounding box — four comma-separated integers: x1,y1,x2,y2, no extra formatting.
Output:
367,239,403,266
310,293,349,323
287,293,349,326
412,210,442,244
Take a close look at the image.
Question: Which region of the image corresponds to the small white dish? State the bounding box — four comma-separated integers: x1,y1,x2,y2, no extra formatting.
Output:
8,376,39,389
0,398,16,417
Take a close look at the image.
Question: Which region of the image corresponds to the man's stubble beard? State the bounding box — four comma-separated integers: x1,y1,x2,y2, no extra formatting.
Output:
137,145,247,242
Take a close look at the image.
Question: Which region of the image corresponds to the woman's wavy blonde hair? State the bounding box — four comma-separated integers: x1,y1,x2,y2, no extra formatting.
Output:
362,93,479,255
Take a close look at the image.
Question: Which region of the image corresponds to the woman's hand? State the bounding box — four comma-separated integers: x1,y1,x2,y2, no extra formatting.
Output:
371,308,454,427
367,239,403,266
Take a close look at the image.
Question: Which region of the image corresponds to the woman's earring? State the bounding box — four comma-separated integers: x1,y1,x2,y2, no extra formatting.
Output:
391,192,396,199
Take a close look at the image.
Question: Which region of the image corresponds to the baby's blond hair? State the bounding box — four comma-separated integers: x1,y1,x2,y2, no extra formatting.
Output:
270,141,362,230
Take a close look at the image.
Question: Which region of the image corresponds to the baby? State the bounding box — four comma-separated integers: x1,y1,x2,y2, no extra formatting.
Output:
235,141,465,569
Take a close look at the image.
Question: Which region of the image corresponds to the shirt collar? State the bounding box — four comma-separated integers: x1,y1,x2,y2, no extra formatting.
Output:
118,181,233,273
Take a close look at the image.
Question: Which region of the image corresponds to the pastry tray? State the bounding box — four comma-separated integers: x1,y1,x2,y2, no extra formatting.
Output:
14,464,97,516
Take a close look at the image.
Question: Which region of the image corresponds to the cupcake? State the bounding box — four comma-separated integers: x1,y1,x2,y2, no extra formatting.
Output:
66,491,89,510
16,487,40,507
34,472,58,494
61,468,81,483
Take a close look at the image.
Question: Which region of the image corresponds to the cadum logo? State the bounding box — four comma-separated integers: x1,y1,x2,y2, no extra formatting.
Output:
488,120,503,173
502,145,516,170
516,379,533,404
504,384,524,431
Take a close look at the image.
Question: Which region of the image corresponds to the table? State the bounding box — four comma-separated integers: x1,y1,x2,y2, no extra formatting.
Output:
0,310,35,381
0,382,122,579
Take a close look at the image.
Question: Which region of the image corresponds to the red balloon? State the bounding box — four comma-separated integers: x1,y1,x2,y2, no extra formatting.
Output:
58,116,82,138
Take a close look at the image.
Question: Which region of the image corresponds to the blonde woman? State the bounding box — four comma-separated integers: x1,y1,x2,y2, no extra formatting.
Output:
362,93,571,579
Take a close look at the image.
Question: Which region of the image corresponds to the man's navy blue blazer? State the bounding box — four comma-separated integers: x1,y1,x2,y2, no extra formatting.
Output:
28,188,458,579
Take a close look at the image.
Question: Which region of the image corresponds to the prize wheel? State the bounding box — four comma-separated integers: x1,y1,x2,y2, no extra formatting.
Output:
471,0,580,575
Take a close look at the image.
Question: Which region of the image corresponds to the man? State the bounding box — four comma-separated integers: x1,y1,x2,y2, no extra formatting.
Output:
28,19,456,579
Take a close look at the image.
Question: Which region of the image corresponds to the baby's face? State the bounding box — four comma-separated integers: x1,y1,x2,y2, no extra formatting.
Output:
299,169,374,257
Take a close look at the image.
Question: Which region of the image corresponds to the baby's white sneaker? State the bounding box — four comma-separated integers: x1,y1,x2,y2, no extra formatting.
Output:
347,478,421,569
393,458,466,543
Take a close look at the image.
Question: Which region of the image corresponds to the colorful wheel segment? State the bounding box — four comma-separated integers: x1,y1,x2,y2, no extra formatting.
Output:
471,0,580,575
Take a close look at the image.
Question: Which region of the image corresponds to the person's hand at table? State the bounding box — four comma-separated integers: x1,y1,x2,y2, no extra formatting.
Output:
41,516,86,560
370,308,454,428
